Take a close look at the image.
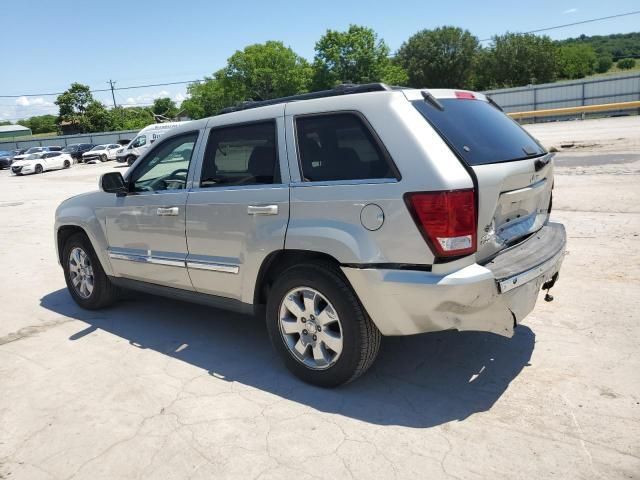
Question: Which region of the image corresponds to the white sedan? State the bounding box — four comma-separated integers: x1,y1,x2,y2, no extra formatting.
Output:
81,144,121,163
11,152,73,175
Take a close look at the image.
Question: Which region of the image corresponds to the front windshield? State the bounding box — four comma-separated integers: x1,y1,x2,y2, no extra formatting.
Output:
25,153,41,160
25,147,43,154
91,145,106,151
62,145,77,153
0,151,11,157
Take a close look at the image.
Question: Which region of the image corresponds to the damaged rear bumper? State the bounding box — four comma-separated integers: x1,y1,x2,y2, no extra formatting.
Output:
342,222,566,337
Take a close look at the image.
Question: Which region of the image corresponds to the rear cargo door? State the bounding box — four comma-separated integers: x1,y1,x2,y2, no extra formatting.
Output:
410,90,554,262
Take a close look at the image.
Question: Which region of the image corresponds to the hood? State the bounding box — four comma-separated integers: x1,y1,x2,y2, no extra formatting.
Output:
12,154,27,160
11,159,36,167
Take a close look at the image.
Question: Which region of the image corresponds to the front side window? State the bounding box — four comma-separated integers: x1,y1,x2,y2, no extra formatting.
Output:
130,132,198,192
132,135,147,148
200,121,279,187
295,113,396,182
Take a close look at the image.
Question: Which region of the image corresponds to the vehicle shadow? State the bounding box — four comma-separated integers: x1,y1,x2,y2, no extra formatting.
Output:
40,288,535,428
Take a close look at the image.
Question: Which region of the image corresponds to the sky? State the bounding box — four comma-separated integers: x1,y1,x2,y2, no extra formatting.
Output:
2,0,639,121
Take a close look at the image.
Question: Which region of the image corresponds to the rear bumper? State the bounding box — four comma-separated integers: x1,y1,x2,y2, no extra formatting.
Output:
342,222,566,337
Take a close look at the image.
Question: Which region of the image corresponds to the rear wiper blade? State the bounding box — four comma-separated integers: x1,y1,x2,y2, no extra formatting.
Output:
486,95,503,112
421,91,444,111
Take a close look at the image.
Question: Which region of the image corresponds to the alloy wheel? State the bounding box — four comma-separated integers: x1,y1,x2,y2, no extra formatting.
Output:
68,247,94,298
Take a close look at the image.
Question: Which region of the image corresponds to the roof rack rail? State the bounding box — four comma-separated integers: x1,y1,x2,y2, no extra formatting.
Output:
217,83,394,115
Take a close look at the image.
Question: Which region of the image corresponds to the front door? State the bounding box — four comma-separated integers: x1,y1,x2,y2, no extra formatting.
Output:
105,131,200,290
185,112,289,302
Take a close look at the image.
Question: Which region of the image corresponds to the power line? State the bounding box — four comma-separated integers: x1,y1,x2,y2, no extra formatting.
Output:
479,10,640,42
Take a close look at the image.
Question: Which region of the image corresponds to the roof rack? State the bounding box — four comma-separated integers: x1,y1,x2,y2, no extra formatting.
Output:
217,83,395,115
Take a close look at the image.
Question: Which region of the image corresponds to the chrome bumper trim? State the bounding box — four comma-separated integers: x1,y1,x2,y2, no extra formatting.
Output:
497,249,565,293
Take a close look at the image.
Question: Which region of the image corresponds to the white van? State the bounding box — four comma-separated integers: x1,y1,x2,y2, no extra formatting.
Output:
116,122,188,165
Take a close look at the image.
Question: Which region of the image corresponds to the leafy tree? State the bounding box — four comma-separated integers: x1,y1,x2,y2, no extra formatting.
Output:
81,101,113,133
396,26,480,88
180,76,234,119
558,44,597,79
17,115,57,134
0,121,12,127
617,58,637,70
558,32,640,61
312,25,403,89
110,106,155,130
55,83,93,129
152,97,178,118
221,41,311,101
476,33,558,89
595,56,613,74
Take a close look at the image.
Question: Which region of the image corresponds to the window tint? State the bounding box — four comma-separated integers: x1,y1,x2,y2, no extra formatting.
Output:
295,113,395,182
130,132,198,192
200,121,279,187
132,135,146,148
412,99,546,166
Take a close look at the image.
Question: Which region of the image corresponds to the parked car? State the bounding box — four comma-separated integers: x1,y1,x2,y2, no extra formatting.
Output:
54,84,566,387
62,143,95,162
82,144,122,163
12,146,60,162
116,122,187,165
12,151,72,175
0,150,14,169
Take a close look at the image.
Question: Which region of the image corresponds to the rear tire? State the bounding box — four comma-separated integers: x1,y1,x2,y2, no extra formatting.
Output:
62,232,118,310
35,164,43,174
266,262,381,387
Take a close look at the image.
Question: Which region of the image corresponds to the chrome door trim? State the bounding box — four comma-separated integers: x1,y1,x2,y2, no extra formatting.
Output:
186,261,239,274
157,207,179,216
108,251,186,268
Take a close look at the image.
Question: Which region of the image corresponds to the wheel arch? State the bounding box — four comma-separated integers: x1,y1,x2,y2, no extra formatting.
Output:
253,249,346,307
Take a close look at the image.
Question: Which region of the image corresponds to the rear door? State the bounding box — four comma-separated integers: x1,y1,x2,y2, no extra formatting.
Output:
410,90,553,261
185,105,289,302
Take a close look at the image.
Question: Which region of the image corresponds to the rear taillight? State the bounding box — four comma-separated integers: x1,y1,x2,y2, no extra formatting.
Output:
405,189,477,258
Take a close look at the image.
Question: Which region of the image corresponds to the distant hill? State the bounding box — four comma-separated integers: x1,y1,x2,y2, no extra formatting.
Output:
558,32,640,60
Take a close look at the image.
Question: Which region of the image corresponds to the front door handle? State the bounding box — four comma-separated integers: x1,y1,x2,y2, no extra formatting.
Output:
157,207,179,216
247,205,278,216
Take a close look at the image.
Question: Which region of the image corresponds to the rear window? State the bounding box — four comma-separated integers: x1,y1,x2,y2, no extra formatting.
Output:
412,98,545,166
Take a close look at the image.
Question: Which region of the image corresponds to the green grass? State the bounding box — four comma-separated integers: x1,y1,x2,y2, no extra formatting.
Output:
585,62,640,79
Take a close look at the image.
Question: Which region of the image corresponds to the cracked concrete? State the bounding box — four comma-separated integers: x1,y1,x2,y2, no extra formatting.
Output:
1,117,639,479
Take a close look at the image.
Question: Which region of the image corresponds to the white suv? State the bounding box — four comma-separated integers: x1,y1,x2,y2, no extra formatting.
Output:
54,84,565,387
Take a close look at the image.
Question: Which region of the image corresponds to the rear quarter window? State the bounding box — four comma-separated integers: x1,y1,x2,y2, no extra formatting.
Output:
412,98,545,166
295,113,397,182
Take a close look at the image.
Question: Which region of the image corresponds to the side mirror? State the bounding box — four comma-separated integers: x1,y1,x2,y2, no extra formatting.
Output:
100,172,127,195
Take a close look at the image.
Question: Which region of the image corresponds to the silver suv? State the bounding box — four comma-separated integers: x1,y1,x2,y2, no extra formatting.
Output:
55,84,566,387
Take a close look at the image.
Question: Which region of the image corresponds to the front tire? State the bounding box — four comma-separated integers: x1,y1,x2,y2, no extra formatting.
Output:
100,154,107,162
62,233,118,309
126,155,136,166
63,160,71,169
35,164,43,174
266,262,381,387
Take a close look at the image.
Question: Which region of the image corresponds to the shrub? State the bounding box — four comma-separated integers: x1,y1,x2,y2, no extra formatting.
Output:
617,58,637,70
595,56,613,73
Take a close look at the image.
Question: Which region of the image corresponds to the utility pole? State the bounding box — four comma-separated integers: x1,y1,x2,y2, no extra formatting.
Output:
107,80,117,108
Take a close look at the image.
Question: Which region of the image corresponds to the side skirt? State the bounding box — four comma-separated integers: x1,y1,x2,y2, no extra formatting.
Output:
109,276,255,316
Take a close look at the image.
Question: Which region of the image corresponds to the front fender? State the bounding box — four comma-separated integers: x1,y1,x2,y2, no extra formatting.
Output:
55,197,113,275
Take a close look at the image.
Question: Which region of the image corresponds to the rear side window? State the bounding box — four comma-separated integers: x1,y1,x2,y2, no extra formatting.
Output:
412,98,545,166
296,113,396,182
200,121,279,187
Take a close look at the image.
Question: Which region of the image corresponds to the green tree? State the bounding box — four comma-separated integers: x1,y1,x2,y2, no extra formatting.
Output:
0,121,12,127
180,76,233,119
152,97,178,118
595,55,613,74
55,83,93,129
18,115,57,134
477,33,559,89
221,41,311,100
81,101,113,133
110,106,155,130
312,25,404,89
558,44,597,79
617,58,637,70
396,26,480,88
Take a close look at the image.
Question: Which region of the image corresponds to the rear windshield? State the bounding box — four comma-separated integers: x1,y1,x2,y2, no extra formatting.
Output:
412,98,545,166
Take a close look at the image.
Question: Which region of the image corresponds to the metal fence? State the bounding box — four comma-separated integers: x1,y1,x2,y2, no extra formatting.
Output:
484,72,640,123
0,129,139,151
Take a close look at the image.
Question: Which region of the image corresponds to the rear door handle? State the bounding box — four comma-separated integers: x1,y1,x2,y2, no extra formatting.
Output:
247,205,278,216
157,207,179,216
